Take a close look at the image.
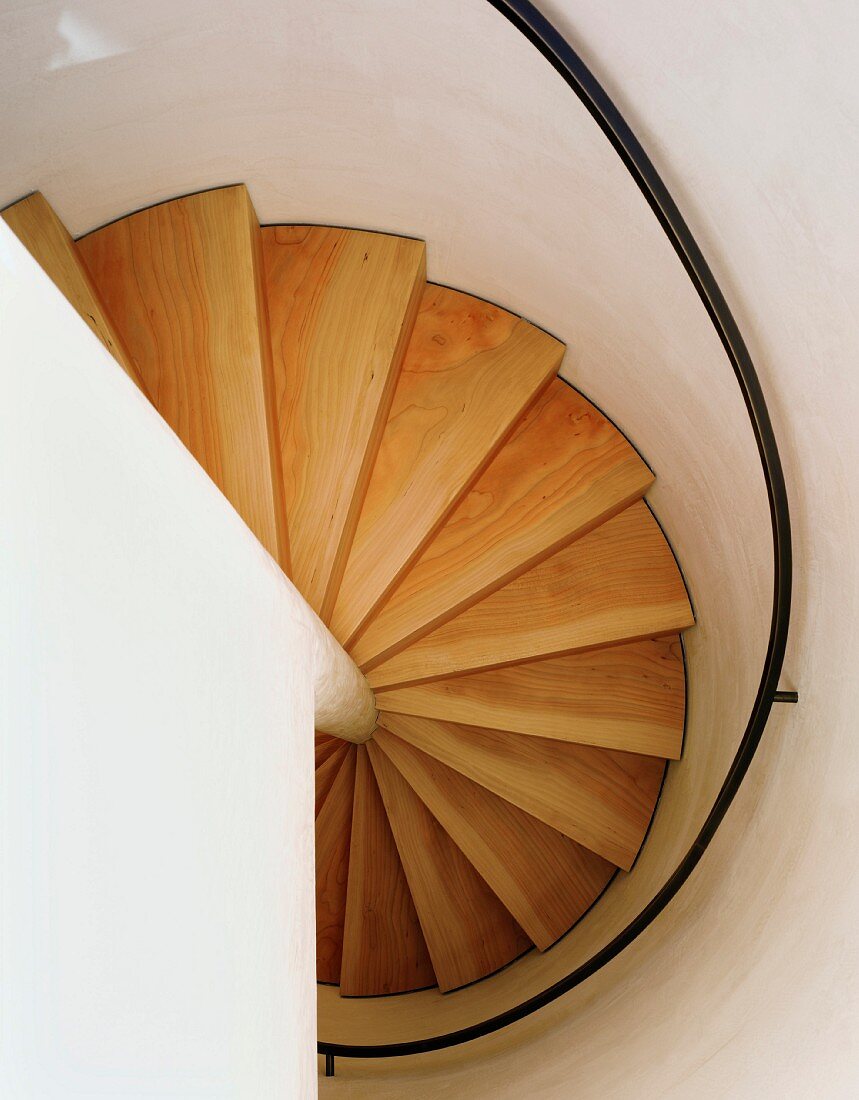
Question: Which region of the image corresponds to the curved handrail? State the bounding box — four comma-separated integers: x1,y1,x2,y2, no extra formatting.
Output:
319,0,792,1060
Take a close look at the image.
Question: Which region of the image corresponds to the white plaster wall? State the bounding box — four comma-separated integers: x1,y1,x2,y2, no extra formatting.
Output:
0,223,317,1097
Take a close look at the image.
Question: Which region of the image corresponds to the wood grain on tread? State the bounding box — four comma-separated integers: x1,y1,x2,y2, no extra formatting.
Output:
316,745,357,983
329,285,563,645
376,637,685,758
262,226,425,617
78,185,288,568
367,502,693,690
351,379,653,669
373,728,615,949
2,192,146,394
340,747,436,996
378,714,665,870
316,741,351,817
367,739,531,991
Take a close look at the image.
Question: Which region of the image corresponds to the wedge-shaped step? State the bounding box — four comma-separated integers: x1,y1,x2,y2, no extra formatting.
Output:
79,185,288,568
367,501,693,690
262,226,425,616
374,728,615,949
367,740,531,991
316,741,351,817
376,636,685,758
340,747,436,996
329,286,563,645
315,733,341,769
378,714,664,870
352,379,653,670
2,192,146,394
316,745,357,983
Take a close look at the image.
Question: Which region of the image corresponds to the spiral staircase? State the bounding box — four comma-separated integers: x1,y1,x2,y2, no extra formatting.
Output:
2,183,694,1001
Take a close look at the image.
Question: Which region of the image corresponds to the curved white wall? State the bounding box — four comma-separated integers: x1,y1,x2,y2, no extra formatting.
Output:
2,0,855,1093
0,226,317,1097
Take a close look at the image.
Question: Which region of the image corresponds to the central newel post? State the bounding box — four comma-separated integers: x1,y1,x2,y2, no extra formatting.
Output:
301,601,377,743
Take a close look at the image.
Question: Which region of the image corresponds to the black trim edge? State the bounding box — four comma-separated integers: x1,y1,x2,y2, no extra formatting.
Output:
320,0,791,1060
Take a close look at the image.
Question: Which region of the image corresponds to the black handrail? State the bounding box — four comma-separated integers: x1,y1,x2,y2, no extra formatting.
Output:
319,0,791,1062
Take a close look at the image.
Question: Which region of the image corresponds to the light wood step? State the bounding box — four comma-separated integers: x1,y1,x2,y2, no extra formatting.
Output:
377,714,664,870
367,740,531,992
316,745,357,983
329,285,563,645
376,636,685,758
78,185,289,569
367,501,693,690
351,379,653,669
373,729,615,949
316,741,351,817
340,747,436,996
1,192,147,394
315,734,341,769
261,226,425,617
15,187,693,999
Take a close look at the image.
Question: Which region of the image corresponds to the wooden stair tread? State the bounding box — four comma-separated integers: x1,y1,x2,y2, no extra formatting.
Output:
78,185,288,568
373,728,615,949
340,747,436,996
377,713,665,870
262,225,425,616
316,741,351,817
329,285,563,645
351,378,653,669
2,192,146,394
316,737,342,770
315,745,357,983
376,636,685,758
16,185,692,997
367,501,693,690
367,740,531,992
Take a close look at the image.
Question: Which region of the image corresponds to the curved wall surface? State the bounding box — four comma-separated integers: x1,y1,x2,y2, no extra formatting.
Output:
3,0,849,1093
0,226,318,1097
